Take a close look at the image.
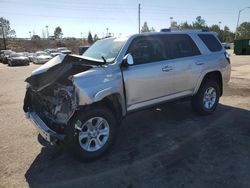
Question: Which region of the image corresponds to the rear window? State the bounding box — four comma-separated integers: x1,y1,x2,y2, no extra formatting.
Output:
162,34,201,59
198,34,222,52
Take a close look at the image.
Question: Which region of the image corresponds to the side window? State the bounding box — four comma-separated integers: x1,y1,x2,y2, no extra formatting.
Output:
127,37,167,65
198,34,222,52
165,34,201,59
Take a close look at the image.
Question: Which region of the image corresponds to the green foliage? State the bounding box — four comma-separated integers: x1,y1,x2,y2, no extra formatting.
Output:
0,17,16,37
192,16,207,29
93,34,99,42
171,16,234,42
141,22,150,33
141,22,156,33
54,26,63,39
31,35,41,40
236,22,250,39
88,31,94,44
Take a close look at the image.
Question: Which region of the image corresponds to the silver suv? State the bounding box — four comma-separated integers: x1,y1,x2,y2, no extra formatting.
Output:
24,31,231,160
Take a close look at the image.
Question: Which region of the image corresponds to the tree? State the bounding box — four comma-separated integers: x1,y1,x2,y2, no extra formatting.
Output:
141,22,150,33
88,31,93,44
93,34,99,42
192,16,207,29
223,26,234,42
171,21,178,29
150,27,155,32
179,21,193,29
236,22,250,40
0,17,16,38
141,22,156,33
54,26,63,39
31,35,41,40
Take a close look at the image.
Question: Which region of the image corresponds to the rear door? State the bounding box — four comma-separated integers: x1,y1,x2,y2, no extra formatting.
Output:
164,34,203,95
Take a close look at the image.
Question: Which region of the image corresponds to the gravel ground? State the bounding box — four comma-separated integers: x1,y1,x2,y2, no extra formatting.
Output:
0,51,250,188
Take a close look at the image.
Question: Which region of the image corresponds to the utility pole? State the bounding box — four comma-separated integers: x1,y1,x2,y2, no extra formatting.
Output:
45,25,49,39
138,3,141,33
0,21,6,50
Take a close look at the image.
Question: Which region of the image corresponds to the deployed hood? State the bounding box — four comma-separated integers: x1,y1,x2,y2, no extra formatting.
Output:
25,54,102,91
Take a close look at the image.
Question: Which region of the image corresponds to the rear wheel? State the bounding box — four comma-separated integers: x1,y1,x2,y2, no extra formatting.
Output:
191,80,220,115
66,106,117,161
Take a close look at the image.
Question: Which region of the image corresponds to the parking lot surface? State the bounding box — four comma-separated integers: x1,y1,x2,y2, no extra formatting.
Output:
0,51,250,188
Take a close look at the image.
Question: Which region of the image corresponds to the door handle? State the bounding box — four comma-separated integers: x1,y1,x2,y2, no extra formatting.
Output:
195,61,204,65
162,66,173,72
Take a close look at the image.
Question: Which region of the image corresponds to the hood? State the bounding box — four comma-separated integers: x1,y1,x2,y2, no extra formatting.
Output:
25,54,102,91
12,56,28,60
37,55,52,59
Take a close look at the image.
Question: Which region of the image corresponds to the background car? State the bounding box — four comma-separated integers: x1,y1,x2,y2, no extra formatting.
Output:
57,47,72,54
33,51,52,64
27,53,35,62
46,49,61,57
0,50,15,64
7,52,30,66
79,45,90,55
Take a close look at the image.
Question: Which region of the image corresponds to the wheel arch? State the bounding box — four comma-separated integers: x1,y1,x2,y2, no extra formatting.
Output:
195,70,223,96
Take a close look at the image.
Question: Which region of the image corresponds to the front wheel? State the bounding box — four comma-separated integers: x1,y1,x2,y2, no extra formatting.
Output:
191,81,220,115
66,106,117,161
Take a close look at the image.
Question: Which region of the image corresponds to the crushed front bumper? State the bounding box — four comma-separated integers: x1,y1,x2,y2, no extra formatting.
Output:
26,112,65,144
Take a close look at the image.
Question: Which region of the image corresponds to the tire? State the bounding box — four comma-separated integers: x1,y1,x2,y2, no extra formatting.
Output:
65,106,117,161
37,134,50,147
191,80,220,115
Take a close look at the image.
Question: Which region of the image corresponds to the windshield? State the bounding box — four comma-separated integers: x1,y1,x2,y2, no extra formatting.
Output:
36,52,48,56
10,53,24,57
82,37,127,63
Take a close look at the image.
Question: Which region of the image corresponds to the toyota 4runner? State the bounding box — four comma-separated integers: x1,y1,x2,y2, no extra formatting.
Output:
23,30,231,160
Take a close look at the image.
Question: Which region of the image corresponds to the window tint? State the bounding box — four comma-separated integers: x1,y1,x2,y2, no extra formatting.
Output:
161,34,201,59
127,36,168,65
198,34,222,52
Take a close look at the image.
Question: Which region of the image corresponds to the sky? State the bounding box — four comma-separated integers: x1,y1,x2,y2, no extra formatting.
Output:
0,0,250,38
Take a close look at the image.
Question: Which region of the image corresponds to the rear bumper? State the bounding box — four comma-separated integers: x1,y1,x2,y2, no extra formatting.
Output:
26,112,65,144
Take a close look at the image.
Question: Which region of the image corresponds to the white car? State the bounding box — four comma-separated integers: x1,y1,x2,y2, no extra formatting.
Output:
33,51,52,64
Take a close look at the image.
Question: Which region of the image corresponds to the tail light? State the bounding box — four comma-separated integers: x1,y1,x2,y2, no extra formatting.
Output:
224,52,230,64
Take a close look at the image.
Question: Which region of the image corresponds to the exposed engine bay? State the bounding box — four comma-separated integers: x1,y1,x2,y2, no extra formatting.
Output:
23,54,98,130
29,83,75,125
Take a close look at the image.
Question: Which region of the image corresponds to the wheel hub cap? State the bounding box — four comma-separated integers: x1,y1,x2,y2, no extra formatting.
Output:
76,117,110,152
203,87,217,109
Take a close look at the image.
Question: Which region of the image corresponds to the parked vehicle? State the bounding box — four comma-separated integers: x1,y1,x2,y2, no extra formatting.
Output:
27,53,35,62
33,51,52,64
57,47,72,54
7,52,30,66
79,45,90,55
24,31,231,161
0,50,14,64
46,49,61,57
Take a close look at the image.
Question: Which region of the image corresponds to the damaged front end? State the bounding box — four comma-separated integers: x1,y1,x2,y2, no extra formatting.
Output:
23,54,96,144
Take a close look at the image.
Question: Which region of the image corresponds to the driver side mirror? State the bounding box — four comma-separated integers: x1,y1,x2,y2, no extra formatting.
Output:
121,53,134,67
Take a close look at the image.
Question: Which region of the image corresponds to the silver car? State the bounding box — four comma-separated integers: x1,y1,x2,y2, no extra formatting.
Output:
24,31,231,161
33,51,52,64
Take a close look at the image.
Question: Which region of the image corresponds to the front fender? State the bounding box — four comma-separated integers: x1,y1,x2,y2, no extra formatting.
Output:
72,68,126,115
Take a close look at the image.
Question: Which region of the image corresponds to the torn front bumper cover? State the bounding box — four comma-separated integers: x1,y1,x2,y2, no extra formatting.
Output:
26,112,65,144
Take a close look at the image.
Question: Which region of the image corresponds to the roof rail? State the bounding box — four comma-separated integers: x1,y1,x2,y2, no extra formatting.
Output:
160,28,209,32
